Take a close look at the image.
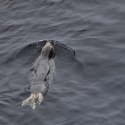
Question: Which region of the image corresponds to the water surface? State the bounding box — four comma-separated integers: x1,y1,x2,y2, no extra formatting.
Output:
0,0,125,125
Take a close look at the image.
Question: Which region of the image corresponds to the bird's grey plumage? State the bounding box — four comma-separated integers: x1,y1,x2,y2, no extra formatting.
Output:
22,42,55,109
30,57,55,93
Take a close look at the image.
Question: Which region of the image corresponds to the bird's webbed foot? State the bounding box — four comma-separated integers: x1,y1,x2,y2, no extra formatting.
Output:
22,93,43,109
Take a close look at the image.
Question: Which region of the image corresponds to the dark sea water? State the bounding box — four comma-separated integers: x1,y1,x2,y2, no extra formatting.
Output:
0,0,125,125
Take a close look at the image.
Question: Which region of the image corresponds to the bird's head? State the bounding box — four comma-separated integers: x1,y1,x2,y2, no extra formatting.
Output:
42,42,55,60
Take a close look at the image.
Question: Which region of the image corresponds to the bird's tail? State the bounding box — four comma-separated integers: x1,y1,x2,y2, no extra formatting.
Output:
22,93,43,109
